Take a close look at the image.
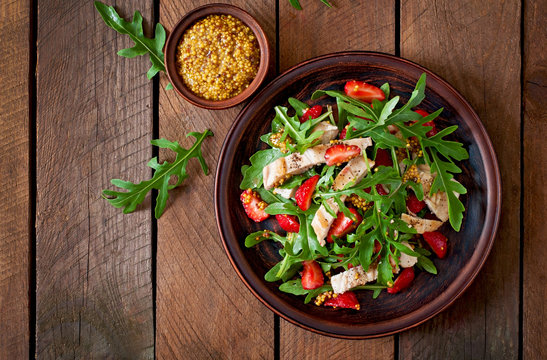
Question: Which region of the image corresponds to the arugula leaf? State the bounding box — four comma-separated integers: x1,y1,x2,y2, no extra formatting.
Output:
288,97,309,117
240,148,283,189
95,1,166,80
103,130,213,218
429,151,468,230
274,106,329,153
279,280,309,295
417,255,437,274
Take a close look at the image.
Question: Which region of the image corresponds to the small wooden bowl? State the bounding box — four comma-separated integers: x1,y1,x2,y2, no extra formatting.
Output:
215,52,501,338
164,4,271,110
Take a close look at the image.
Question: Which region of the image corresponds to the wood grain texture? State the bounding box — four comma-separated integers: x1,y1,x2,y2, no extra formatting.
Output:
278,0,395,353
156,1,276,358
523,0,546,359
399,1,521,358
36,1,154,358
0,0,30,358
281,322,394,359
279,0,395,72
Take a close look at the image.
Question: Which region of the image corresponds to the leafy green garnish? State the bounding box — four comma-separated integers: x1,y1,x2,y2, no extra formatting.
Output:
315,73,469,230
240,148,283,189
94,1,172,89
274,106,332,153
103,130,213,218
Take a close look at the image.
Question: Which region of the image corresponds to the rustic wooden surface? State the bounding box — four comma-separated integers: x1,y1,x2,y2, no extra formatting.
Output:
0,0,30,359
0,0,545,359
399,1,521,358
523,0,546,359
35,1,154,358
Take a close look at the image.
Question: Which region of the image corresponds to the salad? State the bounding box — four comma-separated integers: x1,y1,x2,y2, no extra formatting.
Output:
239,74,469,310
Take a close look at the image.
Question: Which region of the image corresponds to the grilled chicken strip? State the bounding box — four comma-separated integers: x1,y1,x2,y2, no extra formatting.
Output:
262,138,372,190
331,265,378,294
401,213,443,234
312,121,339,144
312,156,375,246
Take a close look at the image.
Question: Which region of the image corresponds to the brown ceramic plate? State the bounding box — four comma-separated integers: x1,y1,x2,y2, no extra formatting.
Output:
214,52,501,338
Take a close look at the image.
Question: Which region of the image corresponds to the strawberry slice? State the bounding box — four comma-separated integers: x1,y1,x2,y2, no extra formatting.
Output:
406,193,426,214
324,144,361,166
364,184,389,196
301,260,324,290
344,80,385,103
275,214,300,233
415,109,438,137
295,175,320,211
387,267,415,294
327,207,362,243
374,148,393,167
301,105,322,123
240,189,269,222
423,231,448,258
324,291,360,310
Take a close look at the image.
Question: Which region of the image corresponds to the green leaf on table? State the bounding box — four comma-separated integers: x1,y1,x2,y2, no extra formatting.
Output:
103,130,213,219
95,1,167,80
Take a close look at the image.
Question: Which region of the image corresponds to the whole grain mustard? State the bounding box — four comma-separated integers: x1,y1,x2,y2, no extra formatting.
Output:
176,14,260,101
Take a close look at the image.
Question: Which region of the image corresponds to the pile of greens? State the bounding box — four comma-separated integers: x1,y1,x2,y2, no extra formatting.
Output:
241,74,468,301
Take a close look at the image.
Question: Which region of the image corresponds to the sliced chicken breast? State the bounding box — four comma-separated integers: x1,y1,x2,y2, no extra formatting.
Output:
331,265,378,294
401,213,443,234
273,187,296,199
311,197,341,245
262,138,372,190
399,241,418,268
312,156,374,246
312,121,339,144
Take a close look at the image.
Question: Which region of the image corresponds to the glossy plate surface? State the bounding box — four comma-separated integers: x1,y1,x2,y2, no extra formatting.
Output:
214,52,501,338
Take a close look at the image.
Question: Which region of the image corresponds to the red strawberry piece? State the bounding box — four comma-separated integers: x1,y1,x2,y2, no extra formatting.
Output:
301,105,322,123
375,184,388,195
339,126,347,140
415,109,438,137
324,144,361,166
423,231,448,258
387,267,415,294
344,80,385,103
339,126,357,140
240,189,269,222
295,175,320,211
374,148,393,167
406,193,426,214
275,214,300,233
326,207,363,243
301,260,324,290
364,185,388,196
374,240,382,254
324,291,360,310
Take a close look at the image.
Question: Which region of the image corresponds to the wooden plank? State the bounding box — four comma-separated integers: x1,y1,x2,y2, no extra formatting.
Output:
279,0,395,72
399,1,521,358
278,0,396,354
36,1,154,358
523,0,546,358
156,1,276,358
0,0,30,358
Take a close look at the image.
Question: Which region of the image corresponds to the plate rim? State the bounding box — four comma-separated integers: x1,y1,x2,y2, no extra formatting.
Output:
214,51,501,339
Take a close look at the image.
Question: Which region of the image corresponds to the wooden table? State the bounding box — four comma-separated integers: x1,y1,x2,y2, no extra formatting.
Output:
1,0,545,358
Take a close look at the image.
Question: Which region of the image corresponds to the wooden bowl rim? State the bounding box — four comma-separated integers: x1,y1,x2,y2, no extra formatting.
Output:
214,51,501,338
164,3,270,109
